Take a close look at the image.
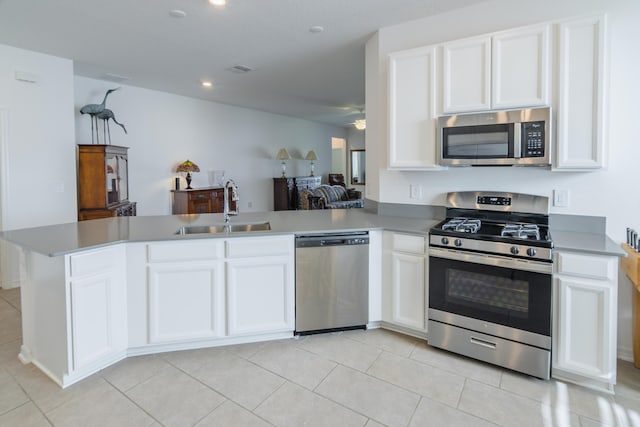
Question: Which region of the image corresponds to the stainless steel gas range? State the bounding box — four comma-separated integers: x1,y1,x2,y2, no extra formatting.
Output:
428,191,553,379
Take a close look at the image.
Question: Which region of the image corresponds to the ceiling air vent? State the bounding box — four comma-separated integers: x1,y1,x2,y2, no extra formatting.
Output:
229,65,253,74
101,73,130,83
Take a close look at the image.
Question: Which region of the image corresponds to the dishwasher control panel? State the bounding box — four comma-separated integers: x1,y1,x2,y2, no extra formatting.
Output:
295,232,369,248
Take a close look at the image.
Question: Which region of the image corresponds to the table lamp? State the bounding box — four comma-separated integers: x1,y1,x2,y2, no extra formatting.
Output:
176,159,200,189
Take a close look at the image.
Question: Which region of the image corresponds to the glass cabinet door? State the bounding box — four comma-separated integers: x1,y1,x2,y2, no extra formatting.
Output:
105,154,119,204
105,152,129,204
117,155,128,201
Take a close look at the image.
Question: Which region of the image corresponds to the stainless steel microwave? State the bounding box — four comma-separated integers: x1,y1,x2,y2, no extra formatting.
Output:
437,107,551,166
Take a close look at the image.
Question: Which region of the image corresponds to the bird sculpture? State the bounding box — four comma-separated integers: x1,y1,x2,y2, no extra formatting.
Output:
80,87,119,144
97,108,127,145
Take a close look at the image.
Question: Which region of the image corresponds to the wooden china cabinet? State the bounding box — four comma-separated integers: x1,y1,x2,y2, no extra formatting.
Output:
77,144,137,221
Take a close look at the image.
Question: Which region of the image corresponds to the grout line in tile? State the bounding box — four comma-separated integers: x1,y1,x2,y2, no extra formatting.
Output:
405,395,423,427
99,374,165,427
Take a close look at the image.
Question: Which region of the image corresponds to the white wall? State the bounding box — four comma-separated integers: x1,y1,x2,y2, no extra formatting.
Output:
0,44,76,230
366,0,640,360
0,44,76,288
74,77,347,215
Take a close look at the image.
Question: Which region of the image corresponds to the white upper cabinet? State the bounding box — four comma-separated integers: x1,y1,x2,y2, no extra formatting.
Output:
388,46,444,170
442,25,550,113
492,25,550,109
442,36,492,113
555,15,607,170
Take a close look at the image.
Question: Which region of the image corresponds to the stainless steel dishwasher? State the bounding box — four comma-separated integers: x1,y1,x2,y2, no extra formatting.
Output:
295,232,369,335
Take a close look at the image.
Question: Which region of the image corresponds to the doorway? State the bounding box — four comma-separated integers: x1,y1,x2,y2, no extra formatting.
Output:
331,137,346,177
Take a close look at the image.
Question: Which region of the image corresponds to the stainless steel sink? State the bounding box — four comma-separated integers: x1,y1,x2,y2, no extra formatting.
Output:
175,222,271,235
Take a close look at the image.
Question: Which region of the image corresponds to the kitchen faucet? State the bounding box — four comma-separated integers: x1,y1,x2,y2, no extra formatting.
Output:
224,179,239,224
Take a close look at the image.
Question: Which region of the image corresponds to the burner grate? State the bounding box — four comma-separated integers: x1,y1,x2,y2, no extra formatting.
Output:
501,223,541,240
442,218,481,233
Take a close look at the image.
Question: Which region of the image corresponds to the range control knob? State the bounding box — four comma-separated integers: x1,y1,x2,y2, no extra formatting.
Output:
441,237,449,245
526,248,537,257
454,239,463,247
510,246,520,255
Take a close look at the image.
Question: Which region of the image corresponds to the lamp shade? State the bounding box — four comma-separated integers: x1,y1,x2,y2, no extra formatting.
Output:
305,150,318,161
276,148,291,160
176,159,200,173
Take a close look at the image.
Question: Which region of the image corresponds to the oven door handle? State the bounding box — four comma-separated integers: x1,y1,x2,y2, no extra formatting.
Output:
428,247,552,274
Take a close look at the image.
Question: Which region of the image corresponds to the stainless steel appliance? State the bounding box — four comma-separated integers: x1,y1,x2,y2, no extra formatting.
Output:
295,232,369,335
438,107,551,166
428,191,553,379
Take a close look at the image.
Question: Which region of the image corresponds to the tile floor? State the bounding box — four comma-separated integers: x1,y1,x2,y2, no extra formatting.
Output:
1,287,639,426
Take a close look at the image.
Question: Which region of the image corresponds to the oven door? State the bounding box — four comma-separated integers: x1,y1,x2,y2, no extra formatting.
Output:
428,247,552,338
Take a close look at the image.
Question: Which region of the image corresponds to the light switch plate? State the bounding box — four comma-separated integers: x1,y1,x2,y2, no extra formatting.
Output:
553,189,569,207
410,184,421,199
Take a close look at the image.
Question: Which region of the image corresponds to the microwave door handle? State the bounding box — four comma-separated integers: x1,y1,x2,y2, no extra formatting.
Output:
513,122,522,158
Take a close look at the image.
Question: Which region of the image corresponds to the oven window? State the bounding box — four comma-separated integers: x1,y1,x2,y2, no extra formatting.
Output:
429,256,551,336
447,269,529,317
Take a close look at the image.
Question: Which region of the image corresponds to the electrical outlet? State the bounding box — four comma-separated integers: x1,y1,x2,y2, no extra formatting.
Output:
410,184,421,199
553,189,569,207
247,201,253,208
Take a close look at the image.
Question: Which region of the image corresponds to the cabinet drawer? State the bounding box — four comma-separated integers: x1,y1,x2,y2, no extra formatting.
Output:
70,246,120,277
226,236,293,258
188,191,212,201
392,233,426,254
555,251,616,281
148,241,223,262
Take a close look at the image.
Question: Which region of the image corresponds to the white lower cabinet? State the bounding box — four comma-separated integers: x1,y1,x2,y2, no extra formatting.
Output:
67,246,127,374
226,236,295,336
553,250,618,393
144,235,294,344
382,232,428,336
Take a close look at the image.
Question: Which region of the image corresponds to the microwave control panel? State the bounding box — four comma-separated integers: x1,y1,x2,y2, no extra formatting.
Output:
522,121,545,157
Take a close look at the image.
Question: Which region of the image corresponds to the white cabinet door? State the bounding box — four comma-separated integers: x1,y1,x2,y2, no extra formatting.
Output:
147,261,224,343
382,232,427,335
442,36,491,113
492,25,550,109
554,276,616,382
388,46,443,170
553,250,617,392
68,246,127,372
226,256,294,335
555,15,606,170
391,252,426,331
70,273,116,370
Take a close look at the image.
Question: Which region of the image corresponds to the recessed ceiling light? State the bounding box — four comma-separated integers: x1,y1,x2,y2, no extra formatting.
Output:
201,81,213,88
309,25,324,33
208,0,226,6
169,9,187,18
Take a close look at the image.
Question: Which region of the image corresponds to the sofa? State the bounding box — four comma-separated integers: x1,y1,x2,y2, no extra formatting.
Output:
300,184,364,210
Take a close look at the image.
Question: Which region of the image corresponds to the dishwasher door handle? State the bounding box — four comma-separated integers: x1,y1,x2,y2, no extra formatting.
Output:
320,239,347,246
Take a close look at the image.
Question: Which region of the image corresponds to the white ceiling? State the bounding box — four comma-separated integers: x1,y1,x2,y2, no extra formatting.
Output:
0,0,490,127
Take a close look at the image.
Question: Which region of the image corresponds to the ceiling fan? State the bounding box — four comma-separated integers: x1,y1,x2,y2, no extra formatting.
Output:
329,106,365,130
